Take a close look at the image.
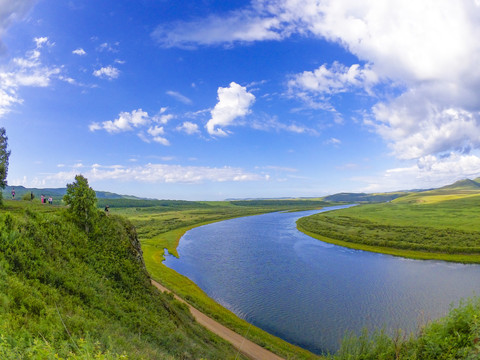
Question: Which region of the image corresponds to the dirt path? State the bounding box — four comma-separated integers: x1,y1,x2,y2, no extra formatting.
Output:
151,280,284,360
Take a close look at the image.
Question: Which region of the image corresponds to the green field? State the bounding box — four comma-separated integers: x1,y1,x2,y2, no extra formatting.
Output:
297,190,480,263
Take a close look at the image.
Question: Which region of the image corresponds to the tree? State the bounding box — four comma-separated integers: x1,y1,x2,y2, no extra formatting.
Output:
0,128,11,205
63,174,97,233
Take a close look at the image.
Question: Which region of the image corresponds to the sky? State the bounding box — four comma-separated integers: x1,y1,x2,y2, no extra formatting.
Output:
2,0,480,200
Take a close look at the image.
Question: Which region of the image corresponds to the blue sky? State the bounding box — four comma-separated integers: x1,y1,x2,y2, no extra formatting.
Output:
2,0,480,200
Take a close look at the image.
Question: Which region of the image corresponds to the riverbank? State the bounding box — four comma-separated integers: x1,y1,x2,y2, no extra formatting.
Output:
296,198,480,264
297,227,480,264
151,279,284,360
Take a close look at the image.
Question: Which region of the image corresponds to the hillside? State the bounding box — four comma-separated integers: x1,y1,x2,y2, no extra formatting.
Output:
0,201,243,359
439,178,480,190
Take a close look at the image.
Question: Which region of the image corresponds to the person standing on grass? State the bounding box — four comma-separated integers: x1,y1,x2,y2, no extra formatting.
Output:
11,187,14,199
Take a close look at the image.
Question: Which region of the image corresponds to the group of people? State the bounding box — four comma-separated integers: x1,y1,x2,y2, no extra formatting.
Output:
41,195,53,204
10,187,53,204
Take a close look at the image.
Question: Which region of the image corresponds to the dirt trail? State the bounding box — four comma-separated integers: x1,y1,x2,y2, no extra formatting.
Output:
151,280,284,360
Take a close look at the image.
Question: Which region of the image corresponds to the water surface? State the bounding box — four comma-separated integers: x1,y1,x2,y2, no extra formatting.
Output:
164,206,480,354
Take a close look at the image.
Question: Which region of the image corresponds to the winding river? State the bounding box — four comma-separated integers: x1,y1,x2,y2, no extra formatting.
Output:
164,206,480,354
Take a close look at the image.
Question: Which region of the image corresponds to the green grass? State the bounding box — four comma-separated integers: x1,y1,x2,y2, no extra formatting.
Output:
4,194,480,359
297,194,480,263
0,200,245,359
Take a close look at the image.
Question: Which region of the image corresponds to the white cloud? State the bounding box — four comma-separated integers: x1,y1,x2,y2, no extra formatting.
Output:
147,125,165,137
371,102,480,160
93,65,120,80
177,121,200,135
93,109,150,133
325,137,341,145
358,153,480,193
90,109,174,146
206,82,255,136
72,48,86,56
37,163,266,186
166,90,193,104
152,136,170,146
0,37,61,117
97,42,119,53
152,6,286,48
251,115,316,134
153,113,174,124
288,62,378,96
154,0,480,167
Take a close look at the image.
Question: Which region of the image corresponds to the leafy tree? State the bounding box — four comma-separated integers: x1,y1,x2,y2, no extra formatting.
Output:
0,128,11,205
63,174,97,233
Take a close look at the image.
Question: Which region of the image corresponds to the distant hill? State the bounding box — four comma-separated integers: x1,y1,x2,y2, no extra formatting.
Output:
323,192,409,203
2,185,146,201
438,178,480,190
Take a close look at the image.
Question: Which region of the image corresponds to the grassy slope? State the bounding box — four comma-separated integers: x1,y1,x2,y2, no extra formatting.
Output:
115,200,326,360
0,200,245,359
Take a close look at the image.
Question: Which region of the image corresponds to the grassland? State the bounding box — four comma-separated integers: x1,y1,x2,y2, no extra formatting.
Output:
297,189,480,263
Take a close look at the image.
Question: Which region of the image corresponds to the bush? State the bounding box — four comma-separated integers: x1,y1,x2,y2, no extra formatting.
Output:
22,192,34,201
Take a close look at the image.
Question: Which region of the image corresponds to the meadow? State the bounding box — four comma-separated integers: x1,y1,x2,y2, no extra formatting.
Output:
297,191,480,263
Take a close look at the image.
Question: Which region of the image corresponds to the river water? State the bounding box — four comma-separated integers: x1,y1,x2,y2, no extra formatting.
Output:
163,206,480,354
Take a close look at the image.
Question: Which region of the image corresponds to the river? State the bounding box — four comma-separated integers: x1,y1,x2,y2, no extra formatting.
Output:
163,206,480,354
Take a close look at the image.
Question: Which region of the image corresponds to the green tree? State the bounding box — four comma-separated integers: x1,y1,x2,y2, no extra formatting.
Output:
63,174,98,233
0,128,11,205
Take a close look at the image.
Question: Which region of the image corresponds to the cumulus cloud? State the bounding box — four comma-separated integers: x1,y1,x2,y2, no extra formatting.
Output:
177,121,200,135
206,82,255,136
72,48,86,56
93,65,120,80
36,163,266,186
89,108,175,145
99,109,150,133
289,62,378,95
0,37,61,117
